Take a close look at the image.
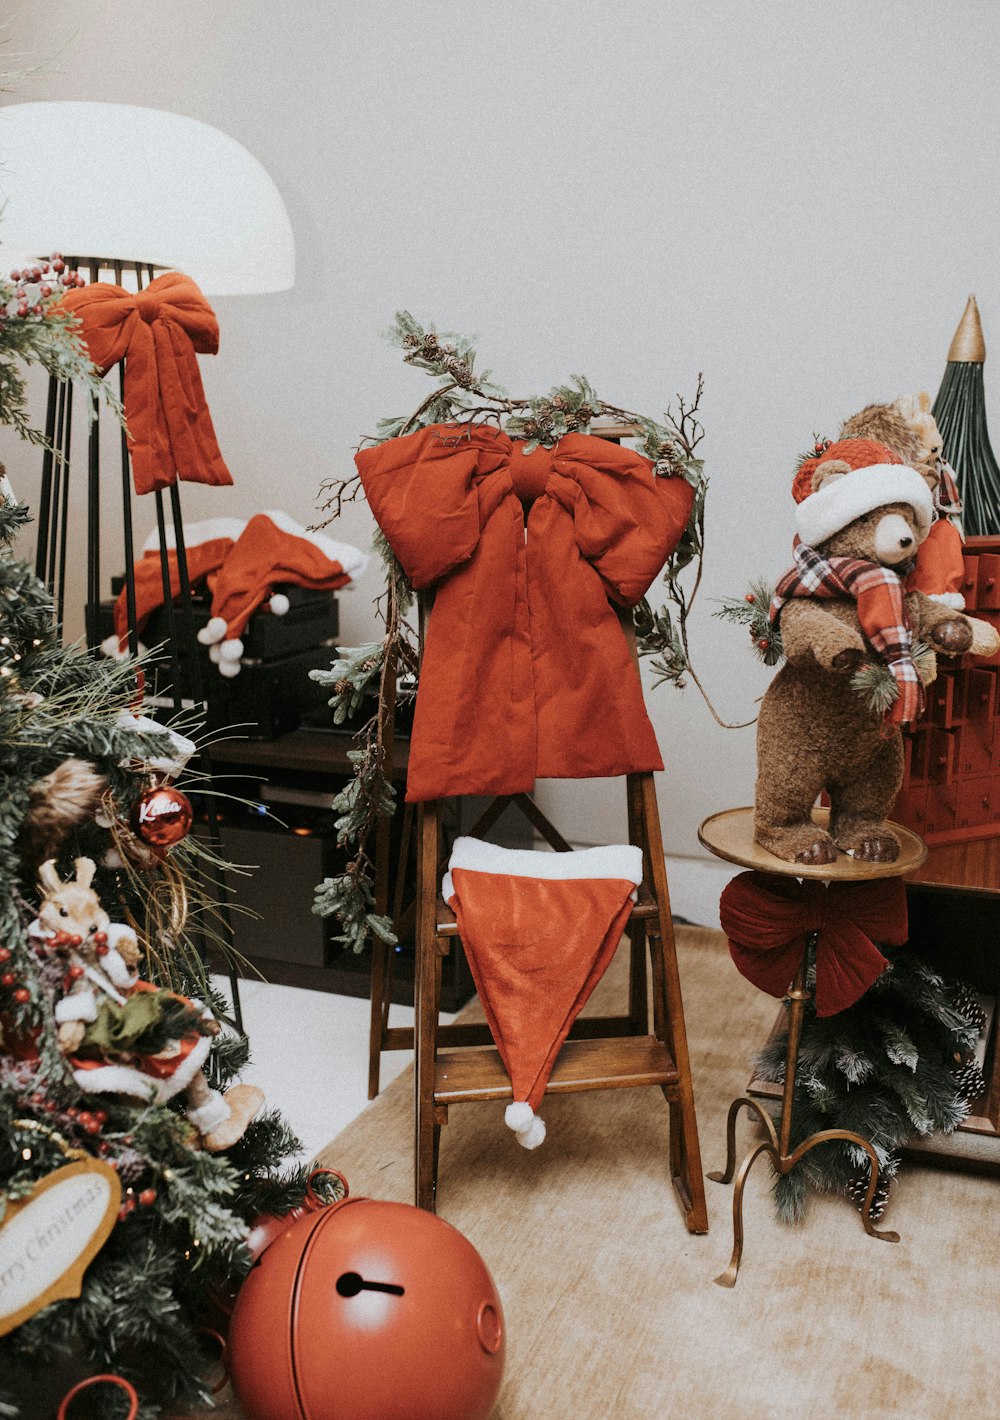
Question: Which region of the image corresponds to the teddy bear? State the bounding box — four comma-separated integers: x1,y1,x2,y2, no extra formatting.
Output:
755,438,999,865
840,393,965,608
30,857,263,1151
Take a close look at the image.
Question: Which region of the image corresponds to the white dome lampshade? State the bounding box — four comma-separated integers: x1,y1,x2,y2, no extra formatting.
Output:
0,101,295,296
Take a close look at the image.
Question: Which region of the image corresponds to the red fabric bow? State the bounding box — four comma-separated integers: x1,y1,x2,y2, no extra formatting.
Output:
62,272,232,496
719,872,909,1016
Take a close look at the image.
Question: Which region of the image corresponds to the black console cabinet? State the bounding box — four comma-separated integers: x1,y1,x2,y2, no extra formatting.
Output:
205,727,530,1011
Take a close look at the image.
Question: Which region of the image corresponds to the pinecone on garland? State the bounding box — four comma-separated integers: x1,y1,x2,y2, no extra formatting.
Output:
845,1164,892,1222
952,1056,987,1107
951,981,987,1035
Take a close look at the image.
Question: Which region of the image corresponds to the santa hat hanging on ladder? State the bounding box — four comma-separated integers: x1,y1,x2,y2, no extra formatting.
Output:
442,837,643,1149
101,517,247,659
196,511,368,676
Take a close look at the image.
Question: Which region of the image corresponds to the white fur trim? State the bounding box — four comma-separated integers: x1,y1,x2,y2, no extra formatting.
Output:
55,991,97,1024
269,592,290,616
443,838,642,901
505,1101,535,1132
262,509,369,580
208,643,223,664
218,658,242,679
100,938,137,987
100,633,127,661
796,465,933,548
930,592,966,610
75,1048,214,1104
218,637,244,662
141,518,246,555
71,1062,158,1099
187,1091,230,1134
197,616,229,646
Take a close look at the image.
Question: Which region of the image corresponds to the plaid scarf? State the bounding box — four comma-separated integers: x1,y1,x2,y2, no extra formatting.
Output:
936,460,963,517
771,539,924,727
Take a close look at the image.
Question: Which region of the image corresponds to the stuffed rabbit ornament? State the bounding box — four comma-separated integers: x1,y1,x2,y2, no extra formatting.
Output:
31,857,263,1152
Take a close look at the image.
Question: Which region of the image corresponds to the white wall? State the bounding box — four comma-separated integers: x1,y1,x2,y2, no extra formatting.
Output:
3,0,1000,866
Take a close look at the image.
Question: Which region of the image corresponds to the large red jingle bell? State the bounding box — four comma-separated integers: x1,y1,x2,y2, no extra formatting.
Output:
229,1197,505,1420
129,784,193,848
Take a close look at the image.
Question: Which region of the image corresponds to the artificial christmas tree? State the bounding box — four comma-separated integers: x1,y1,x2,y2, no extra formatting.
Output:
0,293,329,1414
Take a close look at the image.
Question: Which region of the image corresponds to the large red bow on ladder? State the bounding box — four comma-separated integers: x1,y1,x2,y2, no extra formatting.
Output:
62,272,233,496
719,872,909,1016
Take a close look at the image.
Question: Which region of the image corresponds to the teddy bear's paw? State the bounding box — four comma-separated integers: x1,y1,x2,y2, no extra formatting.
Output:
794,837,838,866
848,832,901,863
968,617,1000,658
929,617,973,655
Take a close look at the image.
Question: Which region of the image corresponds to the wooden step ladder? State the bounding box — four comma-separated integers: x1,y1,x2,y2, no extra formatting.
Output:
368,618,708,1233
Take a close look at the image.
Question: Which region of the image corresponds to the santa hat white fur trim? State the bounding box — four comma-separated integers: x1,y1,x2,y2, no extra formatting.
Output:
71,1032,213,1104
187,1091,231,1134
442,838,642,903
262,509,369,581
796,464,934,548
141,518,247,555
930,591,966,610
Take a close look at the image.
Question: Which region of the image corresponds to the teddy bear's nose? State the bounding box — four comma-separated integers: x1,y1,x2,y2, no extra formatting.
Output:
899,535,913,549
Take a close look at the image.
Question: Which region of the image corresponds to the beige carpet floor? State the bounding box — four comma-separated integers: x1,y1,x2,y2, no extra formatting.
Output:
307,926,998,1420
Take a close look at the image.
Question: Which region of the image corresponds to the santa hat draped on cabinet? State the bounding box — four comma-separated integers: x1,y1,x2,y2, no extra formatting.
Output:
196,511,368,676
442,837,643,1149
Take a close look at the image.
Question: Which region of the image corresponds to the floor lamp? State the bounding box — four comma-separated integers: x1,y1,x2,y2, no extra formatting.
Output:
0,101,296,1029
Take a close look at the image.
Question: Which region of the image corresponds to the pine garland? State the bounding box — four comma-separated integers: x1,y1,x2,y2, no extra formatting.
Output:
312,312,708,952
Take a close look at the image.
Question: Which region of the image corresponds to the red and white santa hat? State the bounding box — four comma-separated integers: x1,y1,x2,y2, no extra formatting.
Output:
196,511,368,677
791,438,933,548
442,837,643,1150
101,518,246,659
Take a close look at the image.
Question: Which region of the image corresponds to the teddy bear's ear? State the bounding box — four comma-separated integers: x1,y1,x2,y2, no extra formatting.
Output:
811,458,852,493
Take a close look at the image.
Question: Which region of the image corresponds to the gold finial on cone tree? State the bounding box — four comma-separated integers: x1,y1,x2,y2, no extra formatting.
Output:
946,294,987,363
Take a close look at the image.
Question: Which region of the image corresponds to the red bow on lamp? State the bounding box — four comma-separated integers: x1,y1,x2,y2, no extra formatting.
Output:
62,271,233,496
719,872,909,1016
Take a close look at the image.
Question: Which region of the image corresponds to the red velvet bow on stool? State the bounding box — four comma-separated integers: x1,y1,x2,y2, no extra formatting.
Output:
62,271,232,496
719,871,909,1016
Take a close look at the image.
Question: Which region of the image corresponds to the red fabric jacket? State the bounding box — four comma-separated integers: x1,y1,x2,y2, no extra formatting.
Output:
357,423,695,801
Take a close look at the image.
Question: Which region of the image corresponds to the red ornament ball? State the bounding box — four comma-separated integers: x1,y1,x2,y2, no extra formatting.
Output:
130,785,193,848
13,988,30,1004
229,1197,505,1420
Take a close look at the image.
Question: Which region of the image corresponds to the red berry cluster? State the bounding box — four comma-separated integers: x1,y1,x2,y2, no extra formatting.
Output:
119,1185,158,1221
0,944,30,1004
4,254,86,321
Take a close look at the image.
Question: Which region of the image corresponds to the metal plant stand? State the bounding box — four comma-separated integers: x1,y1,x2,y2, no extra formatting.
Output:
698,806,927,1287
34,257,242,1029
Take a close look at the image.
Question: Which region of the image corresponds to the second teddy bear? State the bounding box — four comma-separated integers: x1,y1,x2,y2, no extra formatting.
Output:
755,439,999,865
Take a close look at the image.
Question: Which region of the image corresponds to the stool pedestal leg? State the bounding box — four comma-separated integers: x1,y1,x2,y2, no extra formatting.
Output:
709,948,900,1287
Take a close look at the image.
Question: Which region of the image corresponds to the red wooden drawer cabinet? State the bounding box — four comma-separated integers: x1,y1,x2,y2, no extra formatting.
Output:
896,536,1000,845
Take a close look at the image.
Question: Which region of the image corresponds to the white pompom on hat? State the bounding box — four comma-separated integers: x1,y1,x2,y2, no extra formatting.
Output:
791,438,934,549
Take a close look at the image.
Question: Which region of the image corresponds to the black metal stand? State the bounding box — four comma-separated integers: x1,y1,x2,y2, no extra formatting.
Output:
34,257,243,1030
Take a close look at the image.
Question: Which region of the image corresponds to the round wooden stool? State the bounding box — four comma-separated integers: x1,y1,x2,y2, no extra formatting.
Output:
698,806,927,1287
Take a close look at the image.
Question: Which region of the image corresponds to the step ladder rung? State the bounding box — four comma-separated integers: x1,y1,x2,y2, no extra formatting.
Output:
434,1034,678,1105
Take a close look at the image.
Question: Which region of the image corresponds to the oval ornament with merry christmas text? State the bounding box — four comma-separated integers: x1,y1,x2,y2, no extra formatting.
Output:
0,1158,121,1336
